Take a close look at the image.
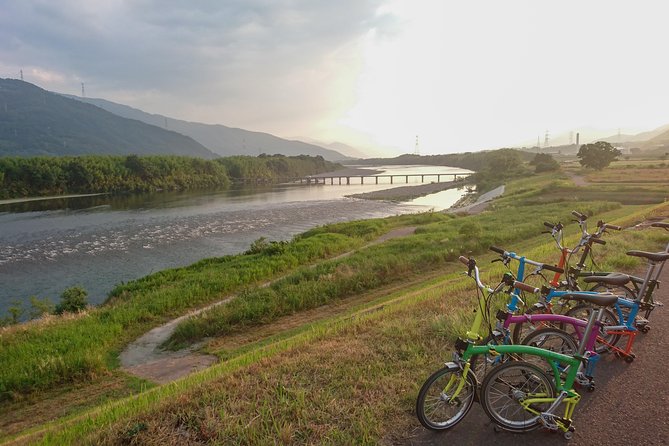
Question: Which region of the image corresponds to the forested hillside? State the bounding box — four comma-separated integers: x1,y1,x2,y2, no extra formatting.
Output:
0,79,215,158
0,154,340,198
65,95,350,161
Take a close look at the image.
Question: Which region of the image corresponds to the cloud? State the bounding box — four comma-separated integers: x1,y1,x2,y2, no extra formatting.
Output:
0,0,394,134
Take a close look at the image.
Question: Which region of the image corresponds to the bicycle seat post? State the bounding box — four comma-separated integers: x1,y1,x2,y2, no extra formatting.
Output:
578,307,604,356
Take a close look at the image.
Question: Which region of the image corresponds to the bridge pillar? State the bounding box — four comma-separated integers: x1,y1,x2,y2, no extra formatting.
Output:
406,175,409,183
390,176,393,184
361,176,364,184
421,175,424,183
375,177,378,184
346,177,350,185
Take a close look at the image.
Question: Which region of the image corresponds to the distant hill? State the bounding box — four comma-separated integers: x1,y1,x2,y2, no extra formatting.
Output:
65,96,350,162
641,127,669,151
515,123,669,149
0,79,216,158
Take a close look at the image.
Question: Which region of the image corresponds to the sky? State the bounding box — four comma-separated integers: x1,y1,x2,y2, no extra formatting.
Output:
1,0,668,156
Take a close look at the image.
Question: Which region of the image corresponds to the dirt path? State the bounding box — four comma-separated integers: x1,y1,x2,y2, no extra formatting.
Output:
120,226,417,383
405,261,669,446
566,171,589,187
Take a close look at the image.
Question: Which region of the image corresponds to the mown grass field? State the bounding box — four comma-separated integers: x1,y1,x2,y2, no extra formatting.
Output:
2,163,669,445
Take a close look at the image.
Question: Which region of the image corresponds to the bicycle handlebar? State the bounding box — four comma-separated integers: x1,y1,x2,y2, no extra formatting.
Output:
542,264,564,273
489,246,505,255
459,256,488,290
544,221,555,229
513,281,540,294
571,210,587,220
592,238,606,245
597,220,623,231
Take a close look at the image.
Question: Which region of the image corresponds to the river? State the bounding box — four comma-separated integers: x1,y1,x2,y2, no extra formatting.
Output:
0,165,471,315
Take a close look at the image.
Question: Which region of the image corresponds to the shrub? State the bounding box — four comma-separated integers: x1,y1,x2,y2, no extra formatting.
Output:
55,286,89,315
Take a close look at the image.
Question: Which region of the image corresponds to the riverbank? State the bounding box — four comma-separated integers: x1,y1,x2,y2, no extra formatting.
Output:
0,193,107,206
345,180,467,201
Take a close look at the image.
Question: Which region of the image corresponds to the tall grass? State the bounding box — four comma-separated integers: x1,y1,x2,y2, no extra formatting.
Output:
0,224,388,400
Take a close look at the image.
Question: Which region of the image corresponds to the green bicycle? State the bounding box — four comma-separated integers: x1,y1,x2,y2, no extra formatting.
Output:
416,256,618,438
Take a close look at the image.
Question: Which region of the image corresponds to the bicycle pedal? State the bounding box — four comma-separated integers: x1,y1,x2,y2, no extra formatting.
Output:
635,317,650,327
655,301,664,307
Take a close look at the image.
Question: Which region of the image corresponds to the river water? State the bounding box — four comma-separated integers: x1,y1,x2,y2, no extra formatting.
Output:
0,165,470,314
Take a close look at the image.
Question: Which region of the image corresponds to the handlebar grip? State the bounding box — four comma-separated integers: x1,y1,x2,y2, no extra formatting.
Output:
542,264,564,273
605,224,622,231
489,246,505,255
513,281,540,294
543,221,555,229
651,222,669,229
592,238,606,245
571,210,586,220
458,256,470,265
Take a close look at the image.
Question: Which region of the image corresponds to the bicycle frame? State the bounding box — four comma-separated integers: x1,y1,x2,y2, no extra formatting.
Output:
444,257,584,434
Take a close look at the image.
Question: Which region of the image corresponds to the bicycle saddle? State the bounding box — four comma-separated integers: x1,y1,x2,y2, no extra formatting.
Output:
582,273,630,286
559,292,618,307
626,251,669,263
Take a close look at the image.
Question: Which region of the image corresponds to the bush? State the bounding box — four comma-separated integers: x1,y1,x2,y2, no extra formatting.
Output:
55,286,89,315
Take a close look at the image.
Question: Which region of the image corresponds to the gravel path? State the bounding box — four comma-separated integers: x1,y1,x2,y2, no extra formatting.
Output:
405,263,669,446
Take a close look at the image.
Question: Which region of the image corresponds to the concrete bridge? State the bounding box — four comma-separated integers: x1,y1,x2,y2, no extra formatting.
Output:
302,172,471,185
233,172,471,186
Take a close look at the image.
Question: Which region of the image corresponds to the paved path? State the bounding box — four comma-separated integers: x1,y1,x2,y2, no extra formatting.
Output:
405,263,669,446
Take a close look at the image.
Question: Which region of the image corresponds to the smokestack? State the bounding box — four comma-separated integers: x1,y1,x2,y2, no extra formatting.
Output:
576,132,580,147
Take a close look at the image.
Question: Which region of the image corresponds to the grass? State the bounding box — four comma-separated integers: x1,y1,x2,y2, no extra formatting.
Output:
23,200,668,445
0,221,397,399
2,165,669,444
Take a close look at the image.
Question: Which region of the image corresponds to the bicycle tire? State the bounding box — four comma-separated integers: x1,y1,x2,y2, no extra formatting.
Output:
480,361,556,432
521,327,579,378
562,304,620,353
416,364,476,430
511,305,560,346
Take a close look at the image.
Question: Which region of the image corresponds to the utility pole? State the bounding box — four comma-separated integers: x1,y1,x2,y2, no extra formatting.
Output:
414,135,420,156
81,82,86,98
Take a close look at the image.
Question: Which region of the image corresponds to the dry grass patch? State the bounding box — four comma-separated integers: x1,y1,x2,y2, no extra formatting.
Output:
586,167,669,183
79,284,467,445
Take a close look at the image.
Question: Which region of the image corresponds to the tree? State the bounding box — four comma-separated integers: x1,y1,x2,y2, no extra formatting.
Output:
577,141,621,170
530,153,560,173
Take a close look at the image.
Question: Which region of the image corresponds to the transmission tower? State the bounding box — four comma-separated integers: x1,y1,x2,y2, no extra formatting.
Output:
20,69,23,81
544,130,550,148
414,135,420,155
81,82,86,98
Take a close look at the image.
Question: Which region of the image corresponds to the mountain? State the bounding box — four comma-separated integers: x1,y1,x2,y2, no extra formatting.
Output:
65,96,349,162
0,79,216,158
293,137,371,159
641,127,669,151
515,123,669,149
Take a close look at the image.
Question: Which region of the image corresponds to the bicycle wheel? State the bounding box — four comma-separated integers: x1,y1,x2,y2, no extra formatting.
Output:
480,361,556,432
562,304,620,353
469,334,507,382
511,305,559,345
416,364,476,430
521,327,579,378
